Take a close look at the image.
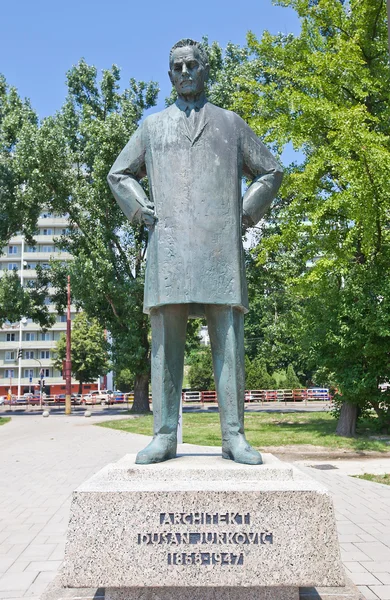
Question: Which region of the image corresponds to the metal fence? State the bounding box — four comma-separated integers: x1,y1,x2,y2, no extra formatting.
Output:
182,388,331,403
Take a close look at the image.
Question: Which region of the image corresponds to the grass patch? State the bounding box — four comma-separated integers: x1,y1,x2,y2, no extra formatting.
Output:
97,411,390,452
354,473,390,486
0,417,11,426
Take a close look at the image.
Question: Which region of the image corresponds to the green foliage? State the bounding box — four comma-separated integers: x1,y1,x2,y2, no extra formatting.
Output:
0,267,54,329
0,76,54,327
53,312,110,390
224,0,390,432
35,60,158,409
285,364,302,389
245,356,275,389
0,75,41,246
188,346,215,391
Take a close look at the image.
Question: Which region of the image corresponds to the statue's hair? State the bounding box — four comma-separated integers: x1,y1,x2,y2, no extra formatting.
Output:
169,39,209,68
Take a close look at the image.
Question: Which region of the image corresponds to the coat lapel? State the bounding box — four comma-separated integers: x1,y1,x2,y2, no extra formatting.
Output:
177,103,209,146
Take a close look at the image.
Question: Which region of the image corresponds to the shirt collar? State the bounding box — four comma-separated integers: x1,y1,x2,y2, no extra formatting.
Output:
175,94,208,112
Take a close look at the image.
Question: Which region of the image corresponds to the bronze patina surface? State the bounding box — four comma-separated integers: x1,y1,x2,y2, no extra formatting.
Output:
108,39,283,465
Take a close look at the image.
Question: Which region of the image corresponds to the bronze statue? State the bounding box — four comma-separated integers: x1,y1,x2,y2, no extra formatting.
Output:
108,39,283,465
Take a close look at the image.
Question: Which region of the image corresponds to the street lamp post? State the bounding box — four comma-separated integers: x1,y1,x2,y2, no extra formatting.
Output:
65,276,72,415
31,358,43,408
17,238,25,399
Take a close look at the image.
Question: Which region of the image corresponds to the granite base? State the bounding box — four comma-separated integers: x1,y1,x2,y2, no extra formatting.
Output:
62,453,344,591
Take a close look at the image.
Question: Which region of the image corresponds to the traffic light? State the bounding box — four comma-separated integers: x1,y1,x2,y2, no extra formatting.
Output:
18,349,22,359
42,380,45,387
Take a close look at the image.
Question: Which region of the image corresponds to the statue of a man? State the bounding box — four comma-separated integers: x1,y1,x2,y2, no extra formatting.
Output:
108,39,283,465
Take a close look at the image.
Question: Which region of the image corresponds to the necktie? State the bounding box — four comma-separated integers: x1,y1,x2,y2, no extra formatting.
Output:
185,106,199,137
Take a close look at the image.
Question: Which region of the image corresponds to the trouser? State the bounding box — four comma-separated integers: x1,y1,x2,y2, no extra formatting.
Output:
150,304,245,446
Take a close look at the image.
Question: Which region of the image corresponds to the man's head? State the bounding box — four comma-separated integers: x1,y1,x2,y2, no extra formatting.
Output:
169,39,209,100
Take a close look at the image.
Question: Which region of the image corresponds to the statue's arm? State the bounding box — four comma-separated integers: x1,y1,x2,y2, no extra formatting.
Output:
240,120,283,228
107,122,156,226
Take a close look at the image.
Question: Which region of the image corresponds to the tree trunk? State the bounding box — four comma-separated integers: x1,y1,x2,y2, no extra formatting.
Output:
78,380,83,396
336,402,358,437
131,372,150,413
369,400,390,433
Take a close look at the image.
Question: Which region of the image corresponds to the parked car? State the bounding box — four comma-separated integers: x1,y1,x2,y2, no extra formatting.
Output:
0,396,5,405
82,390,112,405
53,393,82,405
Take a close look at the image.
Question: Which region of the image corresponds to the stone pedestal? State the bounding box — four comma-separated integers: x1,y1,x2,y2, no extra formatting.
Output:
61,453,344,599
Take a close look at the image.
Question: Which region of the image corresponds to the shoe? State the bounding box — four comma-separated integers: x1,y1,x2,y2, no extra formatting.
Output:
135,434,177,464
222,434,263,465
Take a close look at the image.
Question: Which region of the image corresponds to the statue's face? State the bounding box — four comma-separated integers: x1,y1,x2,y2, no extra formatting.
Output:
169,46,208,98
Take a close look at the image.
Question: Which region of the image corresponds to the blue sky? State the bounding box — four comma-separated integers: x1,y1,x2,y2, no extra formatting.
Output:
2,0,300,119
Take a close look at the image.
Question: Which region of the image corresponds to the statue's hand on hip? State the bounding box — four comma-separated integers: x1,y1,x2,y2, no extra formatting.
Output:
139,203,157,228
242,211,254,233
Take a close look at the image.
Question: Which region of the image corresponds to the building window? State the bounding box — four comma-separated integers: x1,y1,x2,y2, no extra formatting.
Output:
25,333,35,341
25,263,36,270
41,246,53,253
5,351,15,361
8,263,18,270
40,332,51,341
44,297,51,305
4,369,15,378
25,351,34,359
26,246,37,253
58,315,67,322
44,368,50,377
6,333,16,341
8,246,18,255
24,369,34,378
43,228,52,235
40,350,50,359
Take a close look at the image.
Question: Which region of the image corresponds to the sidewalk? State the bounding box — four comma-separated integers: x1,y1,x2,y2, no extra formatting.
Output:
0,412,389,599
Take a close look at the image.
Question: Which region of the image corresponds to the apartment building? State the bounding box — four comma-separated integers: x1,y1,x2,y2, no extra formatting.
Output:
0,212,97,398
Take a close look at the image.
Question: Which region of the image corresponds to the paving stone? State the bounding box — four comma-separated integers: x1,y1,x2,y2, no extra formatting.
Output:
0,573,37,592
354,543,390,562
344,562,369,573
357,585,380,598
349,571,381,585
369,586,390,599
24,561,62,572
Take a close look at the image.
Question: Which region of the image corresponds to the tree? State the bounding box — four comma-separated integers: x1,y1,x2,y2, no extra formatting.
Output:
188,346,215,391
0,75,42,246
245,356,275,389
53,312,110,394
285,364,302,389
0,76,54,328
227,0,390,434
35,60,158,412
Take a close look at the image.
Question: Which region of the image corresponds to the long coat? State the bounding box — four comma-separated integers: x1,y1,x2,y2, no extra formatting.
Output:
108,100,283,316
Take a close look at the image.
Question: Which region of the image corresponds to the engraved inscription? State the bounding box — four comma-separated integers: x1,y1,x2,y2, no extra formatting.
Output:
160,512,251,525
168,552,244,566
138,531,273,546
136,512,274,567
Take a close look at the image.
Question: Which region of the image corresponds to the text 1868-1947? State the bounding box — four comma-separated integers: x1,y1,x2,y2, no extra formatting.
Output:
168,552,244,566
